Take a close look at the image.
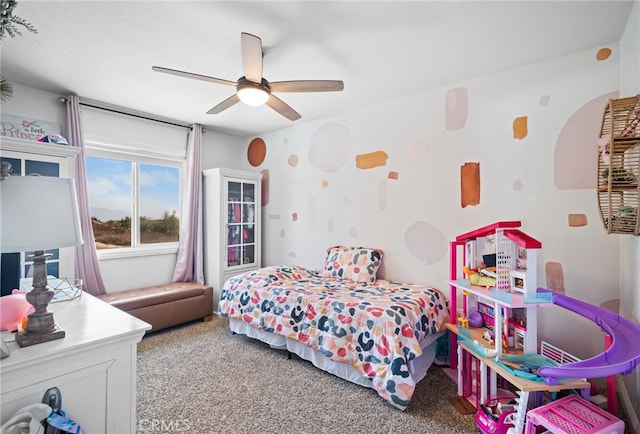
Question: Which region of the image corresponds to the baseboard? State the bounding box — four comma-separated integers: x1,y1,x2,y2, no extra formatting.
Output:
618,376,639,433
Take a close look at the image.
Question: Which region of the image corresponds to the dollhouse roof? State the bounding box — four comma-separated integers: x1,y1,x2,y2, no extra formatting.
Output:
455,221,542,249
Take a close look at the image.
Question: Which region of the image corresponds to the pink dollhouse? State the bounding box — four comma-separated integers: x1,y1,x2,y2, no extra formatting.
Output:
448,221,545,360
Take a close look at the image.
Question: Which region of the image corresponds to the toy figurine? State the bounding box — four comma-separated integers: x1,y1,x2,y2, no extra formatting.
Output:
502,334,509,354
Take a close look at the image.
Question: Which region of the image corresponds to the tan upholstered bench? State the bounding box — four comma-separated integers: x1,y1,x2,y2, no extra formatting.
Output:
97,282,213,332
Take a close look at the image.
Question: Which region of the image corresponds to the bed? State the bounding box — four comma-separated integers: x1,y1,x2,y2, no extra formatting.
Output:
218,246,450,410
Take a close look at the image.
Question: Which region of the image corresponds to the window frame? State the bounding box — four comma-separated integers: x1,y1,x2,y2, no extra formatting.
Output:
84,140,185,260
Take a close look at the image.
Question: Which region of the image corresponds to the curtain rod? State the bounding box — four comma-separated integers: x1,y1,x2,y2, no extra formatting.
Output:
57,96,203,131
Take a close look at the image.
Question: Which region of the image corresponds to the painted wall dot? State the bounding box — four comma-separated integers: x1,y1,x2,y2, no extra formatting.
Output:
321,180,329,188
309,197,316,223
460,162,480,207
288,154,299,167
568,213,587,227
554,92,618,189
513,116,528,139
407,140,429,164
404,221,447,265
513,180,523,191
261,169,269,206
445,87,468,130
280,229,285,238
308,123,351,172
545,262,565,295
539,95,550,106
388,171,398,180
247,137,266,167
600,299,619,314
596,48,612,61
355,150,388,169
292,212,298,222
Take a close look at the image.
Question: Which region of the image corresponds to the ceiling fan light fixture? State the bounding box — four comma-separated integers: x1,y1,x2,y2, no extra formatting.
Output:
237,83,270,106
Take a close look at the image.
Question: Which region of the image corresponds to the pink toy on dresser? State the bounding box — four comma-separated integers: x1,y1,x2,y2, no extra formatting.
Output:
0,290,34,332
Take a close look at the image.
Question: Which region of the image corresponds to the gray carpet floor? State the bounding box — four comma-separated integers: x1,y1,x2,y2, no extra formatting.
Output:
136,316,478,434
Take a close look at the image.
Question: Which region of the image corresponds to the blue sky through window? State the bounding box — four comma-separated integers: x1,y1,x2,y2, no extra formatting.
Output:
86,157,179,222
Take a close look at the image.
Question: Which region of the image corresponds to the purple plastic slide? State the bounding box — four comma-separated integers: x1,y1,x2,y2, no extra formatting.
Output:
537,292,640,386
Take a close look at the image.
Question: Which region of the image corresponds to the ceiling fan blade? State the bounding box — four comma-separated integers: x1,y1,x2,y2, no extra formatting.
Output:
206,94,241,114
241,32,263,84
269,80,344,93
265,95,301,121
152,66,236,87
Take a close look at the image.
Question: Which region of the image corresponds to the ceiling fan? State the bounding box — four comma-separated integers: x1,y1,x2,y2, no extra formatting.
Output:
152,32,344,121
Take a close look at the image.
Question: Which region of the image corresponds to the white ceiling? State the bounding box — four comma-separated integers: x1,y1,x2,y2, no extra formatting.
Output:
0,1,635,137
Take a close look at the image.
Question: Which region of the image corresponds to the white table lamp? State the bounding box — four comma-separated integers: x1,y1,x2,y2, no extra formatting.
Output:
0,174,84,347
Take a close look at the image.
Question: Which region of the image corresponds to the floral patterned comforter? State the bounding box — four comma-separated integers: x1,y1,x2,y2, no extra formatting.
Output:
218,265,450,410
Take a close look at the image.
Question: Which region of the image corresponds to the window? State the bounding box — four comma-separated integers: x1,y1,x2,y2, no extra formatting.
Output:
86,155,181,252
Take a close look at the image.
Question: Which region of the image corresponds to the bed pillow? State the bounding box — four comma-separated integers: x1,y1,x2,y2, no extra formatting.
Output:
321,246,383,284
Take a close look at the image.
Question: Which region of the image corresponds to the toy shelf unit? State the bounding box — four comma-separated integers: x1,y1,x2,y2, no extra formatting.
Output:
448,221,546,363
597,94,640,235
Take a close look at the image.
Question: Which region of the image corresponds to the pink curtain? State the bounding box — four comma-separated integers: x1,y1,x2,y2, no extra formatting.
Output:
172,124,204,283
66,95,107,295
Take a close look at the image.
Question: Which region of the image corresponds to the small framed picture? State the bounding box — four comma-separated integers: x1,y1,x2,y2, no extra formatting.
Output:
510,270,526,293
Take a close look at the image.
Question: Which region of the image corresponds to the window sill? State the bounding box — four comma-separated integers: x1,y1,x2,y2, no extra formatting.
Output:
97,244,179,261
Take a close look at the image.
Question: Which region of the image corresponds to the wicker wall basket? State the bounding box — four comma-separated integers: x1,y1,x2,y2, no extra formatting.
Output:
597,94,640,235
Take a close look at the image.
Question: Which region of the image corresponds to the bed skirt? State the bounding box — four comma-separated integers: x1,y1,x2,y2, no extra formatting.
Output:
228,318,442,390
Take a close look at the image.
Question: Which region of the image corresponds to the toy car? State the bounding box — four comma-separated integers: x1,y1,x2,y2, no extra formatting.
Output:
475,397,517,434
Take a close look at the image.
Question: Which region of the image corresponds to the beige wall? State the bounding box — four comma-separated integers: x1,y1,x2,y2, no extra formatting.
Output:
253,33,639,421
618,0,640,429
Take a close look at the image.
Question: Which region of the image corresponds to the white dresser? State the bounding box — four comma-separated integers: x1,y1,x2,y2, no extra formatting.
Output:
0,293,151,433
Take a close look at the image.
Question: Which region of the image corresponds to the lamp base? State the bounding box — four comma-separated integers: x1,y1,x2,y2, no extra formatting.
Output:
15,323,65,347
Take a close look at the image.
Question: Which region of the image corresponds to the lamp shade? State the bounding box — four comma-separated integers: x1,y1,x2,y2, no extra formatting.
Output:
0,176,83,253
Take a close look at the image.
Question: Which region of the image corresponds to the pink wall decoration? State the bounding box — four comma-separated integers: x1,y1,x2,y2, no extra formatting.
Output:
288,154,299,167
407,140,430,163
261,169,269,206
308,123,351,172
308,197,316,223
539,95,550,106
554,92,618,190
404,221,447,265
545,261,565,295
600,298,620,314
445,87,468,131
388,171,398,180
513,180,523,191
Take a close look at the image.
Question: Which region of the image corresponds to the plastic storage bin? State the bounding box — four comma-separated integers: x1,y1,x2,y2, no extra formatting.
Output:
524,394,624,434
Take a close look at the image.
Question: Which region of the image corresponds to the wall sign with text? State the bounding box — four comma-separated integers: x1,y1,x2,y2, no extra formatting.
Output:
1,114,61,141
